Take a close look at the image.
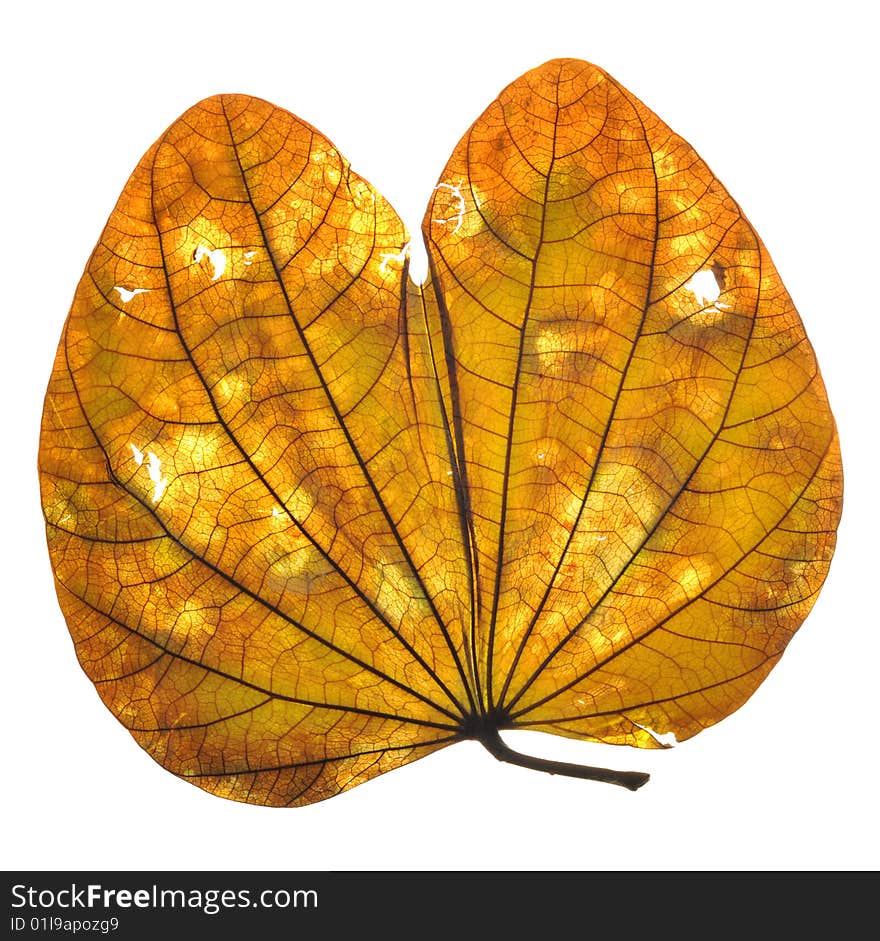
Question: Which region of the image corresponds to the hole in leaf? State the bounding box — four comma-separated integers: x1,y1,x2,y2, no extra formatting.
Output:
684,269,723,307
114,286,151,303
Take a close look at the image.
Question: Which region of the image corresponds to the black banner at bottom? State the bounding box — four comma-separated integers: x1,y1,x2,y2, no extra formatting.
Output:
4,871,871,936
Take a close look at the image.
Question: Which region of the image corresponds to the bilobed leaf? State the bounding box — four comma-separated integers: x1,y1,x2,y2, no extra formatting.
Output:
39,60,842,806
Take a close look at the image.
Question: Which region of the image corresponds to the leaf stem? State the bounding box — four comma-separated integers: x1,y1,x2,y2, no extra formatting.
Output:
477,726,650,792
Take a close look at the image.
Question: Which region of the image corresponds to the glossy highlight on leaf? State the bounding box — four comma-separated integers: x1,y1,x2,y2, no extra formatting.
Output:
39,59,842,806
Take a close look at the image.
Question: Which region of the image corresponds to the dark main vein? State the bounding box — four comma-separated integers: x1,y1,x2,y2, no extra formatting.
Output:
497,82,662,709
66,334,462,724
483,82,563,714
414,274,481,709
510,430,832,720
518,656,774,728
119,162,405,652
504,206,766,715
216,106,474,714
55,123,469,725
184,735,460,780
80,596,458,732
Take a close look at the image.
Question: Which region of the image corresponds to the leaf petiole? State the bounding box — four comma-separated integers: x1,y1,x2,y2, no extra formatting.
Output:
477,725,650,792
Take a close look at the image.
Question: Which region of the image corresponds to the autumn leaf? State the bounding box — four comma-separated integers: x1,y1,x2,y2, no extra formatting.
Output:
38,59,842,806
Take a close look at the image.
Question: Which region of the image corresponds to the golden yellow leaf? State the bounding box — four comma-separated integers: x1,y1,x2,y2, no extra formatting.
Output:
39,60,842,806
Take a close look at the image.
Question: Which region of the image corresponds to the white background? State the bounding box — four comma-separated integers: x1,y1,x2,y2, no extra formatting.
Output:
3,0,877,871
